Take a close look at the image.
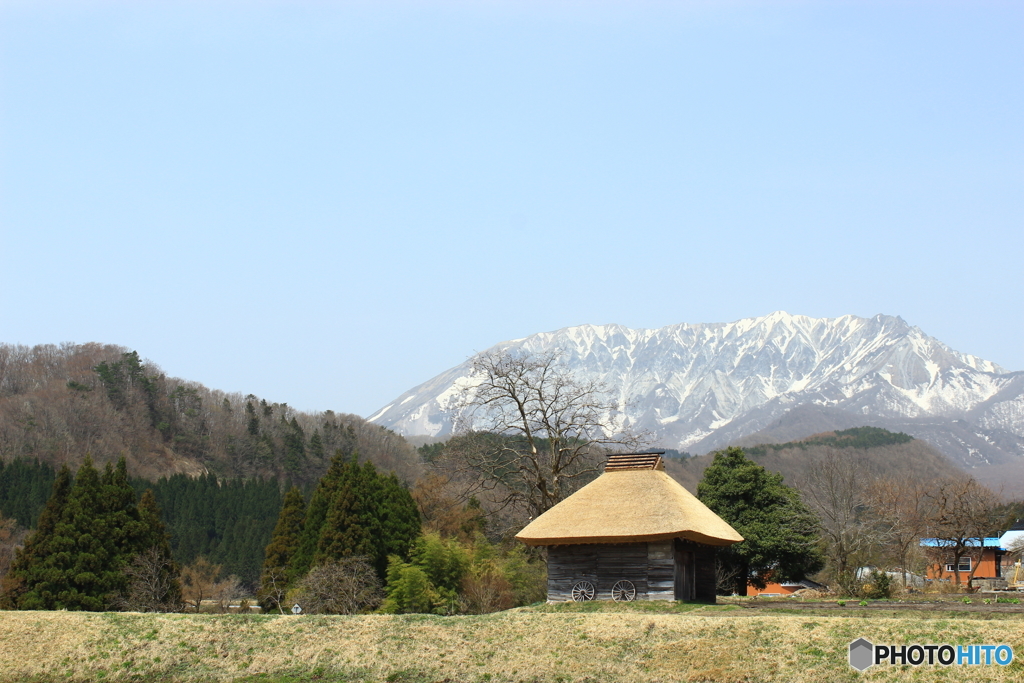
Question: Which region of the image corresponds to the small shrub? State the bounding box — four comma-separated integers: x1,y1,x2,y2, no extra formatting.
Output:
837,600,846,607
381,561,442,614
292,557,382,614
460,568,515,615
861,570,892,600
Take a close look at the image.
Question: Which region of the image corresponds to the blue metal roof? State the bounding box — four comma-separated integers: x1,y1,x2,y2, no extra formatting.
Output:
919,537,1003,549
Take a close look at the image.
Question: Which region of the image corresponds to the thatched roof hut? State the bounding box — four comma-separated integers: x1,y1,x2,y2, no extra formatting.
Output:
517,453,742,547
516,453,742,603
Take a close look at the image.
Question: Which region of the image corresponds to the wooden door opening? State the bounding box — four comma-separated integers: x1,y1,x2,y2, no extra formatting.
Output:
674,542,695,601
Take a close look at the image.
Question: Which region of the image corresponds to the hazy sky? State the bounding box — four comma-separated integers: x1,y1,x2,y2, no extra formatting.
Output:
2,1,1021,418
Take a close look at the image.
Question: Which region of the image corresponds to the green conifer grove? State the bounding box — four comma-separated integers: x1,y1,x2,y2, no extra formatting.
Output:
261,451,420,610
4,456,174,610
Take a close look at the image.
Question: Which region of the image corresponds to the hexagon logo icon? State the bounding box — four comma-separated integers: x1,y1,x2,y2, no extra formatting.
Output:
849,638,874,671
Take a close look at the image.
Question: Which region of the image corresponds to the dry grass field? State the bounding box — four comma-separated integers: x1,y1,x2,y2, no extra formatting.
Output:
1,600,1022,682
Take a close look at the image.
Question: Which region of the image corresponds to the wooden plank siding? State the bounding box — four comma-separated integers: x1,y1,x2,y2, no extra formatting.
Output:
647,541,675,600
546,540,717,603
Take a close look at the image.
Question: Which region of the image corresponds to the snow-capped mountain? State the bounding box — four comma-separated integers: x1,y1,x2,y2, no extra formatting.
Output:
369,313,1024,485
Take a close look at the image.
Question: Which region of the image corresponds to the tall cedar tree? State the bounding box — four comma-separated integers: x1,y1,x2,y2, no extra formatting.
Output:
10,456,165,610
101,459,149,575
288,451,420,582
289,454,350,578
317,463,379,563
375,470,423,574
697,447,824,595
22,455,110,609
0,464,72,607
258,486,305,611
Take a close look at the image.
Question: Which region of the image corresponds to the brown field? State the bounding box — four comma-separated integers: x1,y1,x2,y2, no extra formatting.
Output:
1,601,1022,682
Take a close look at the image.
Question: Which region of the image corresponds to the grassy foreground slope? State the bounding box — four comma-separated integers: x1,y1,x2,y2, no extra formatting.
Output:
1,604,1022,683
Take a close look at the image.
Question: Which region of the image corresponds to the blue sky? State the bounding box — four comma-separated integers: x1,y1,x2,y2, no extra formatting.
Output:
1,1,1021,418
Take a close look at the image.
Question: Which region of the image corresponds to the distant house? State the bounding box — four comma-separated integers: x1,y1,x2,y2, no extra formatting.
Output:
516,452,743,603
747,579,823,597
1000,519,1024,554
920,537,1006,584
854,566,925,589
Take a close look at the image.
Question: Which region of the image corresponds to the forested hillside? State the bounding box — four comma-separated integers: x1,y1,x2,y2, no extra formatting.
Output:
0,458,55,529
664,427,964,493
0,342,427,594
133,474,283,590
0,343,420,486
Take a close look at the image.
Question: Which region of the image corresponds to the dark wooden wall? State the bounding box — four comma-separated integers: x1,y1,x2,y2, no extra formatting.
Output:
547,543,648,601
677,539,717,601
546,539,717,603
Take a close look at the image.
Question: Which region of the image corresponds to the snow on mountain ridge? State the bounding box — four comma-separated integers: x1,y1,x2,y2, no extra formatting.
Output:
369,313,1019,472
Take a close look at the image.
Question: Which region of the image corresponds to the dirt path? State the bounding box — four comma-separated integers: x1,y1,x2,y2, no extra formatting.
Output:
726,598,1024,615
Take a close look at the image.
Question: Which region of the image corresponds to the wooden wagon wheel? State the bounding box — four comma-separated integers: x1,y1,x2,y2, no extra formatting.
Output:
611,580,636,602
571,581,596,602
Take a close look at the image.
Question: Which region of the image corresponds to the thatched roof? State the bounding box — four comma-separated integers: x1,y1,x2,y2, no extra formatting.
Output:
516,454,743,547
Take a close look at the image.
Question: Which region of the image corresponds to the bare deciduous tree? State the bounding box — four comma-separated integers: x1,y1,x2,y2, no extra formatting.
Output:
714,556,742,596
459,565,515,615
180,557,221,612
866,473,932,588
213,574,243,613
259,566,291,615
924,476,1003,590
291,557,382,615
411,473,484,540
116,547,184,612
797,450,882,594
441,350,645,520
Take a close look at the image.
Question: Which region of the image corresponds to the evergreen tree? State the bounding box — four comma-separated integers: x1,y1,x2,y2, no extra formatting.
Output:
266,488,306,571
697,447,824,595
289,451,420,582
101,459,148,565
121,489,182,611
11,456,179,610
138,489,175,562
24,455,109,609
316,461,379,566
94,351,159,426
258,487,305,612
375,471,422,573
308,430,325,464
0,458,56,529
282,417,306,475
290,451,350,578
1,464,72,608
245,400,261,436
